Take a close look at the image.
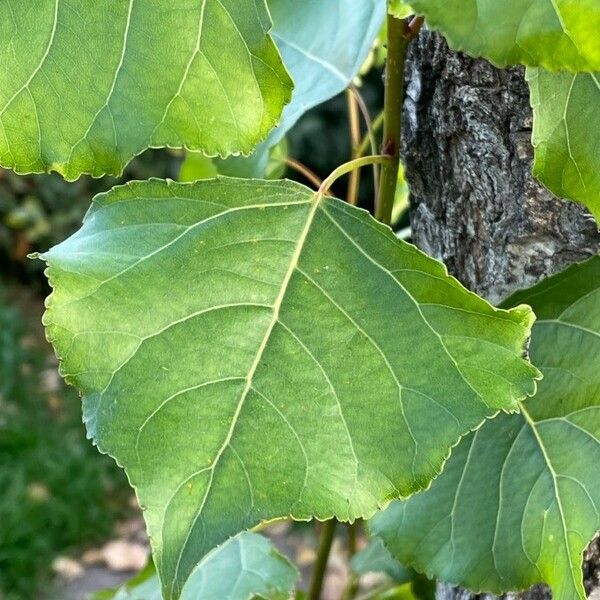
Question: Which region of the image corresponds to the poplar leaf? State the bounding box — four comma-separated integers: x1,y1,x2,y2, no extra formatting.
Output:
41,177,539,599
373,257,600,600
0,0,292,179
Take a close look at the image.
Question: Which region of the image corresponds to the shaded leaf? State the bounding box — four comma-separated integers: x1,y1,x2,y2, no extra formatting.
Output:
372,257,600,600
227,0,385,177
93,532,298,600
0,0,292,179
267,0,384,144
528,68,600,224
409,0,600,71
179,154,218,183
41,177,539,599
351,538,414,583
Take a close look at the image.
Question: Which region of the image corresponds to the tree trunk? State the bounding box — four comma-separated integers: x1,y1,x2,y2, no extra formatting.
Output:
402,30,600,599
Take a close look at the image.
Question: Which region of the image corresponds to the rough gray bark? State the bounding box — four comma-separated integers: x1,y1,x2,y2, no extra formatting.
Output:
402,31,600,600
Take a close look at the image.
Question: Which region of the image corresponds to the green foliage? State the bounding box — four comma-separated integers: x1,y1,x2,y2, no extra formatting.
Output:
351,540,435,600
351,538,415,583
406,1,600,226
408,0,600,71
372,257,600,600
0,151,180,280
217,0,385,177
1,1,599,598
528,68,600,222
0,290,128,599
181,139,288,182
93,533,298,600
0,0,292,179
389,1,413,19
266,0,384,144
40,177,538,598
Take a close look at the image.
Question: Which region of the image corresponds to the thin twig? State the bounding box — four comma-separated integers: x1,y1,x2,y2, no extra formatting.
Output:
284,157,324,190
308,520,337,600
356,111,384,159
341,522,360,600
349,84,380,197
346,89,362,205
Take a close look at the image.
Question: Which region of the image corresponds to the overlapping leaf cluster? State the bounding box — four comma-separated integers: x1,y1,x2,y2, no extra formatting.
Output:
373,257,600,600
0,1,598,599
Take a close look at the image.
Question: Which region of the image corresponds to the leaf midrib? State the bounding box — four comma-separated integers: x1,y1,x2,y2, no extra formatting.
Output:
169,192,323,595
518,400,580,594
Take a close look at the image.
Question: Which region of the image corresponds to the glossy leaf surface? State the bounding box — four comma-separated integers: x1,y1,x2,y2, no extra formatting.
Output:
372,257,600,600
0,0,292,179
42,178,539,599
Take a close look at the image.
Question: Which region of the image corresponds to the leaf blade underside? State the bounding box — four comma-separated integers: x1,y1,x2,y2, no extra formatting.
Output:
214,0,386,178
41,177,539,599
93,532,298,600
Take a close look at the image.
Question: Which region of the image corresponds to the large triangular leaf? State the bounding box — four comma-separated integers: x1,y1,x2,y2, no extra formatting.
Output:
212,0,385,178
408,0,600,71
93,532,298,600
41,177,539,599
0,0,292,179
372,257,600,600
528,68,600,224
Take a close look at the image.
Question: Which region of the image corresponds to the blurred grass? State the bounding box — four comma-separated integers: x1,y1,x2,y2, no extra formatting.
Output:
0,288,131,599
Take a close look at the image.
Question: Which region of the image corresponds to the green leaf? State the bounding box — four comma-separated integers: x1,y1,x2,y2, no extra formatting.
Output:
178,138,287,184
178,154,219,183
528,68,600,224
204,137,288,180
409,0,600,71
41,177,539,599
372,256,600,600
351,538,414,583
389,1,414,19
0,0,292,180
268,0,383,143
225,0,385,177
93,532,298,600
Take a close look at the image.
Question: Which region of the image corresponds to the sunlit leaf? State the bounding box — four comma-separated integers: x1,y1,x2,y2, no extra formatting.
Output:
389,1,414,19
528,68,600,224
409,0,600,71
0,0,292,179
